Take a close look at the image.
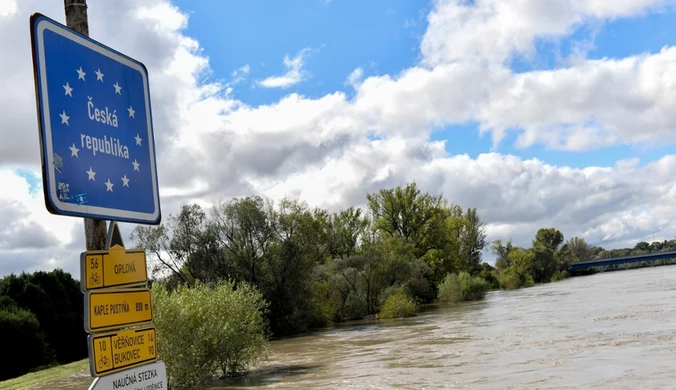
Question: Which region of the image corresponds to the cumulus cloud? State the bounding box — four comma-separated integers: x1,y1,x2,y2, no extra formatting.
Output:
2,0,676,277
0,168,81,276
476,47,676,150
420,0,674,66
257,48,311,88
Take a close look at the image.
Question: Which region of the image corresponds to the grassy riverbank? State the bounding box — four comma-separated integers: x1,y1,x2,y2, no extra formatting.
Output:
0,359,88,390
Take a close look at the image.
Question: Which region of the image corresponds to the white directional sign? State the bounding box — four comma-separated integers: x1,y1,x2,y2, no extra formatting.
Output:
88,360,167,390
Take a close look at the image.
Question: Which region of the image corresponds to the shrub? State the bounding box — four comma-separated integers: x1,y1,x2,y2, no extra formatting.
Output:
437,273,462,304
0,306,52,380
379,291,416,319
378,284,410,308
499,269,521,290
550,270,568,282
152,280,269,390
478,268,501,290
309,278,337,328
342,290,368,321
408,258,436,303
438,273,489,303
458,272,489,301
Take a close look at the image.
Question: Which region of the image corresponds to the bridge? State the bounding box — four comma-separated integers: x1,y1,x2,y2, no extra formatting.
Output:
570,250,676,272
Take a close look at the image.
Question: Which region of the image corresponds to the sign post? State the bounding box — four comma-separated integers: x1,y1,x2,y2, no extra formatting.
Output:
30,1,166,387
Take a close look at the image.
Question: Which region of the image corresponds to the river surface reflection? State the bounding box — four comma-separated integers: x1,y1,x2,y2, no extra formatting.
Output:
32,266,676,389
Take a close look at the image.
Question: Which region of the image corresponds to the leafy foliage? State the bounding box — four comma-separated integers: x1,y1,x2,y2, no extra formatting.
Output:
0,269,85,364
132,182,492,337
0,305,52,380
151,280,268,390
491,229,591,289
379,291,416,319
437,273,462,304
3,180,672,383
457,272,489,301
437,271,489,304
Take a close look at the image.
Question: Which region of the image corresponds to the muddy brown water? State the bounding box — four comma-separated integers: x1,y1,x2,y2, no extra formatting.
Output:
32,266,676,389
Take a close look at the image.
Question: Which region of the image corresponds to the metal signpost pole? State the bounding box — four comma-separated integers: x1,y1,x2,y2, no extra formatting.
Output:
63,0,108,251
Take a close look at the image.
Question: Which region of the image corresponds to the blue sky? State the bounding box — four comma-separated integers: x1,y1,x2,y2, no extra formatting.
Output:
174,0,430,103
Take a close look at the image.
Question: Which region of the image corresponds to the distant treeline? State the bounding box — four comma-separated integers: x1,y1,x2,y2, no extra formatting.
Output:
1,181,670,381
0,270,86,380
128,181,648,335
581,239,676,260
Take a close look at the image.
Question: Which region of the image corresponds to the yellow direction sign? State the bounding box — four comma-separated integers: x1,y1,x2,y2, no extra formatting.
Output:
88,326,158,377
85,287,153,333
81,249,147,291
80,221,148,291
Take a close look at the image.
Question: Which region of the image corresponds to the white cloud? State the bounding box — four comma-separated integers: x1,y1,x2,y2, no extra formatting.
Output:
3,0,676,278
476,47,676,150
345,67,364,87
257,48,311,88
420,0,675,66
0,0,17,18
230,64,250,85
0,168,81,276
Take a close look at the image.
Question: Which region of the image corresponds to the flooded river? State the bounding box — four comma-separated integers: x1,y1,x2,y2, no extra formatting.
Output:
36,266,676,389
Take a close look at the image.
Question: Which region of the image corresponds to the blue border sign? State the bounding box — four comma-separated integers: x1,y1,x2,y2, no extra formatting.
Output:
30,13,161,224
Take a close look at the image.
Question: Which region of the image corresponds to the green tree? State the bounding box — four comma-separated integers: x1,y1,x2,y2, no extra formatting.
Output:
422,205,464,285
211,196,276,286
264,198,329,335
530,228,565,283
531,245,559,283
328,207,369,259
0,305,52,380
0,269,85,364
335,251,384,315
491,239,514,270
499,247,535,289
532,228,564,252
367,182,448,258
634,241,651,252
458,208,487,275
131,204,214,287
478,262,500,289
561,236,592,263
